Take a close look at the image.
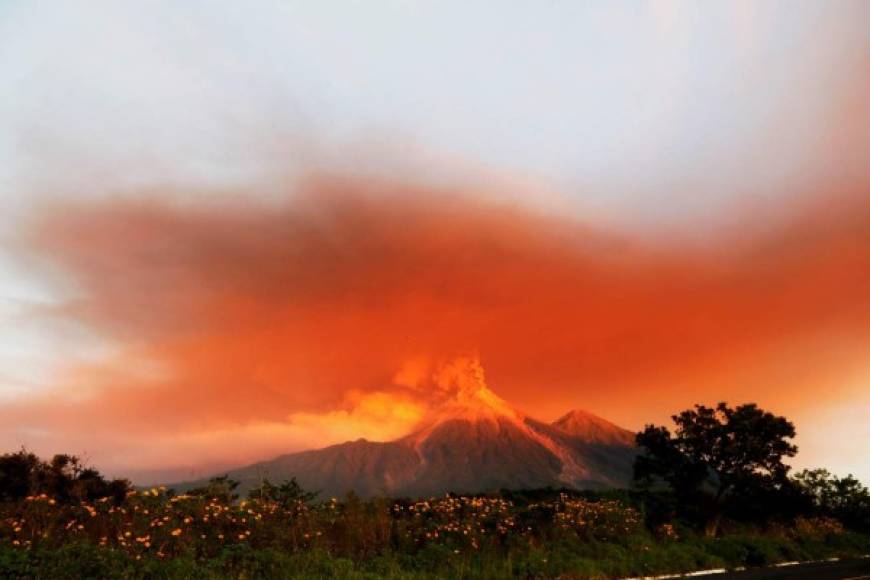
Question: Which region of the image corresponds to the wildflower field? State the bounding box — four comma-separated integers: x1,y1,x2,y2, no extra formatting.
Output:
2,486,868,579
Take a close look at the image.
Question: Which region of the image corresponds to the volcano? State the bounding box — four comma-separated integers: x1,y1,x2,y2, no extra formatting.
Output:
174,358,638,497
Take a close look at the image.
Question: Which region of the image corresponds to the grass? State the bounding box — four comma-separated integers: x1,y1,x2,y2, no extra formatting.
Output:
1,490,868,579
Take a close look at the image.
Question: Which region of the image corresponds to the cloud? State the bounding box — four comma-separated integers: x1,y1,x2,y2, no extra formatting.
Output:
2,175,869,479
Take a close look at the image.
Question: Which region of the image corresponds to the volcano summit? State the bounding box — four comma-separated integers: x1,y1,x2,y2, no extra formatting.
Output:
176,358,638,497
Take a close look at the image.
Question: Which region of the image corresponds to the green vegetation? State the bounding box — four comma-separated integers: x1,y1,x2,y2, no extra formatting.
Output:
1,402,868,578
1,485,868,579
635,402,801,537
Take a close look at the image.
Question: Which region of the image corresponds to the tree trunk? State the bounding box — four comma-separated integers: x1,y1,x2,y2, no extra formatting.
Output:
705,512,723,538
705,482,729,537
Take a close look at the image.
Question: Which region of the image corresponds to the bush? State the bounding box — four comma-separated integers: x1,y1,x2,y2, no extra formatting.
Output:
1,477,869,578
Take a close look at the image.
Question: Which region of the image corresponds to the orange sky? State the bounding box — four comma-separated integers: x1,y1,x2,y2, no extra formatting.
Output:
2,1,870,488
1,176,868,482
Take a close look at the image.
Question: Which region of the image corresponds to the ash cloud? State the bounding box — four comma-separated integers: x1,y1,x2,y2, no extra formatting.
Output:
2,176,870,477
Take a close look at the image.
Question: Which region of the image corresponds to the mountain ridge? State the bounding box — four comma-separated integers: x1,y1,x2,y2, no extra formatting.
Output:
170,358,638,497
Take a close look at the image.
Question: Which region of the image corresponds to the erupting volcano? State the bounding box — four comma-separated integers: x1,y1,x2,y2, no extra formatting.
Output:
175,358,638,497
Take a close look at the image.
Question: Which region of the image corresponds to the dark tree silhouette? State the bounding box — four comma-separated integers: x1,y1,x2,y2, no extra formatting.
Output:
634,402,797,536
794,468,870,531
0,448,130,504
0,449,41,502
248,477,319,512
188,475,241,503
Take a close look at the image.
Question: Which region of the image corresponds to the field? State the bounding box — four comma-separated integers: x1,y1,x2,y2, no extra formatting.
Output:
2,487,868,579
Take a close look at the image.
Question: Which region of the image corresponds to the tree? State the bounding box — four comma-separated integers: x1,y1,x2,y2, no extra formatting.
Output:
188,475,241,503
0,449,130,504
634,402,797,536
0,449,41,502
248,477,319,511
793,468,870,531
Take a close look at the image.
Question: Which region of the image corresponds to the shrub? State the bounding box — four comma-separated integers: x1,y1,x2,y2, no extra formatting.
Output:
794,516,845,538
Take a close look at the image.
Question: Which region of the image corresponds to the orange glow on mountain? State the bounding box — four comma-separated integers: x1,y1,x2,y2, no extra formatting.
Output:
2,177,869,479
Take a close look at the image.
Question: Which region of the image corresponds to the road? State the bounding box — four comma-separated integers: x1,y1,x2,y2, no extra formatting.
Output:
690,558,870,579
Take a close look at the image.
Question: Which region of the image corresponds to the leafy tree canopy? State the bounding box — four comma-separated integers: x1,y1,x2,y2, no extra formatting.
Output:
634,402,797,535
794,468,870,531
188,475,241,503
0,448,130,504
248,477,319,510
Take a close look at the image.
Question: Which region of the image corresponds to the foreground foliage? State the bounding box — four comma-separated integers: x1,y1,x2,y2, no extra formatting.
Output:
634,402,799,537
2,397,868,580
1,486,868,579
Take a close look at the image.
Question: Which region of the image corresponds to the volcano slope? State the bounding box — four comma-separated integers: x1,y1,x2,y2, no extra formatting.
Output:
173,358,638,498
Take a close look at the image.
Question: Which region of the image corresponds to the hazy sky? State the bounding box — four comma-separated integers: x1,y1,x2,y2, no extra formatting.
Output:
0,1,868,482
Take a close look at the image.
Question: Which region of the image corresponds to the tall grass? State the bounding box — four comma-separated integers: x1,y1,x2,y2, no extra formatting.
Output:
1,489,867,578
